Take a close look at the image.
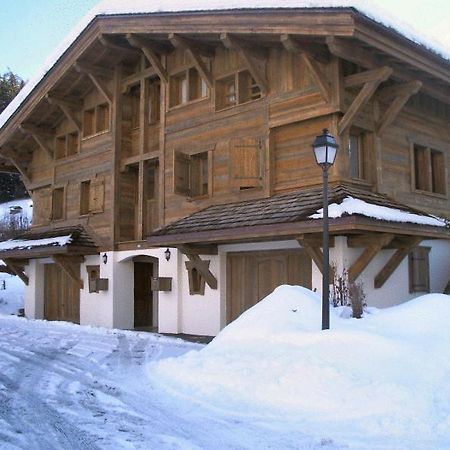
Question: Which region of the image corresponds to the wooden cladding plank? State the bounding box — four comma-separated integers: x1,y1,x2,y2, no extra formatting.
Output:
230,137,262,189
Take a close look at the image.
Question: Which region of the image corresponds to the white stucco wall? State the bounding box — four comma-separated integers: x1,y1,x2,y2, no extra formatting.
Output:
23,259,44,319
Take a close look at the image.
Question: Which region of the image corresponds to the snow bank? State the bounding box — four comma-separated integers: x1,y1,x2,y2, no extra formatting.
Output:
309,196,447,227
153,286,450,449
0,0,448,130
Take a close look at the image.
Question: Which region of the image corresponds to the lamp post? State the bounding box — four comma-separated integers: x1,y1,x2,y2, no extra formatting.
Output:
312,129,339,330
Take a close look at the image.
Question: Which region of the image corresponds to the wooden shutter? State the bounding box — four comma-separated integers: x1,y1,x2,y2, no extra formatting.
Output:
89,177,105,213
174,151,191,195
230,137,262,189
409,247,431,293
33,187,52,225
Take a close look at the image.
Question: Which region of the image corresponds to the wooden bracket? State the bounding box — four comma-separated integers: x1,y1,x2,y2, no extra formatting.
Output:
375,80,422,136
169,33,213,88
348,234,394,283
53,255,84,289
126,34,168,83
297,236,334,276
374,237,422,289
0,147,31,187
46,94,82,132
19,124,54,159
2,259,29,285
281,34,331,102
339,66,392,135
74,63,113,104
179,245,217,291
220,33,268,95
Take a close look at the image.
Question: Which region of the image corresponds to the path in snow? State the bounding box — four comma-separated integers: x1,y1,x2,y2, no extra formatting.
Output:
0,316,338,450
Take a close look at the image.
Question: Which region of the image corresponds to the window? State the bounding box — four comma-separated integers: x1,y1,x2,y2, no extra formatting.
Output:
216,70,261,111
413,144,446,195
409,247,431,293
79,177,105,216
83,103,110,137
174,151,209,198
55,132,79,159
129,84,141,129
230,137,263,190
169,68,208,108
52,187,65,220
348,129,370,181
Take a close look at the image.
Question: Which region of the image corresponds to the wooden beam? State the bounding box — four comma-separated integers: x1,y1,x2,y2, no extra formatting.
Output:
178,246,217,290
2,259,29,285
281,34,331,102
126,34,168,83
297,237,334,276
220,33,268,95
179,244,218,255
374,237,422,288
73,61,113,80
348,234,394,282
0,147,31,186
326,36,449,105
375,81,422,136
74,63,113,104
45,94,81,132
19,125,54,159
98,34,141,57
338,66,392,135
168,34,213,88
53,255,84,289
344,66,393,88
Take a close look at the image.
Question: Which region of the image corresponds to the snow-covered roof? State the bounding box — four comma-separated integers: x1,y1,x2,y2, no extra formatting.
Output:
0,0,448,131
0,235,72,252
309,196,447,228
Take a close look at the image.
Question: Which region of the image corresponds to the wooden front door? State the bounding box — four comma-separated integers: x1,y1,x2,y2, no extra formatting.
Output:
44,263,80,323
134,262,154,328
227,249,311,323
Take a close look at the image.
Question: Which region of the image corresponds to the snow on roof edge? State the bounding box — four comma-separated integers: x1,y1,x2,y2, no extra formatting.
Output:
0,1,449,131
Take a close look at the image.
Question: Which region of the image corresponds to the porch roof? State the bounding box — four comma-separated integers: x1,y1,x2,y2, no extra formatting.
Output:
0,225,99,259
147,184,449,246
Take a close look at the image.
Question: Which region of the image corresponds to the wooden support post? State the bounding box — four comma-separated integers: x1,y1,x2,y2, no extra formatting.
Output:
2,259,29,285
348,234,394,283
53,255,84,289
126,34,168,83
297,236,334,276
220,33,268,95
281,34,331,102
374,237,422,288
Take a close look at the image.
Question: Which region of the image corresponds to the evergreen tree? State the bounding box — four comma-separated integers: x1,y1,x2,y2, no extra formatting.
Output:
0,70,28,202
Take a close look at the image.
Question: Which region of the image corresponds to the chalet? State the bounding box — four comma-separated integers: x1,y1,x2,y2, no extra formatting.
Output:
0,3,449,336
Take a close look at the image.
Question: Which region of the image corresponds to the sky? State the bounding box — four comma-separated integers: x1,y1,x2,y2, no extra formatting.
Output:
0,0,449,82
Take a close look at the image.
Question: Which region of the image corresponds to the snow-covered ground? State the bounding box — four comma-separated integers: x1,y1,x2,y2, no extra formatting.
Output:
0,272,24,315
1,286,449,449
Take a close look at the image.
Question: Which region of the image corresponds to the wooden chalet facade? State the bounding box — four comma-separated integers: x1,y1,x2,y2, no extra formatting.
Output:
0,6,448,334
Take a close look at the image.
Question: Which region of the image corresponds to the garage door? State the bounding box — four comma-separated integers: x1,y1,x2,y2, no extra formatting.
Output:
44,263,80,324
226,249,311,323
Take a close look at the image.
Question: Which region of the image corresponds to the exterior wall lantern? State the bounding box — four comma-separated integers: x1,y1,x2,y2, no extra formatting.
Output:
102,253,108,265
164,248,171,261
312,128,339,330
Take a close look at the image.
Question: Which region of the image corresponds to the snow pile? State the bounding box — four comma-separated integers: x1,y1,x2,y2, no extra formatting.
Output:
0,234,72,251
1,0,448,130
0,197,33,228
154,286,450,449
309,195,447,227
0,273,24,315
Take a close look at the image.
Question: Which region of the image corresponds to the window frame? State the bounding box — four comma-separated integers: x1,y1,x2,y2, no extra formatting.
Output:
347,127,371,183
168,66,209,109
409,246,431,293
51,186,66,221
54,131,80,160
82,102,110,139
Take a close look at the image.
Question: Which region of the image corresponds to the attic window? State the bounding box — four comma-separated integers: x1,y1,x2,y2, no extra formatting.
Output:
215,70,261,111
83,103,110,138
169,67,208,108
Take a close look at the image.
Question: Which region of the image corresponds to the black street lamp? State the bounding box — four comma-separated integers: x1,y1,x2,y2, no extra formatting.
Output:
312,128,339,330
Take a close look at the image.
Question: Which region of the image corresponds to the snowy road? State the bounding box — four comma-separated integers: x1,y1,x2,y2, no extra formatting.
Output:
0,315,335,450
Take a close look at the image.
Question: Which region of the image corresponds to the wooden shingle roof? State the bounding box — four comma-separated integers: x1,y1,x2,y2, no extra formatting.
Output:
147,184,448,246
